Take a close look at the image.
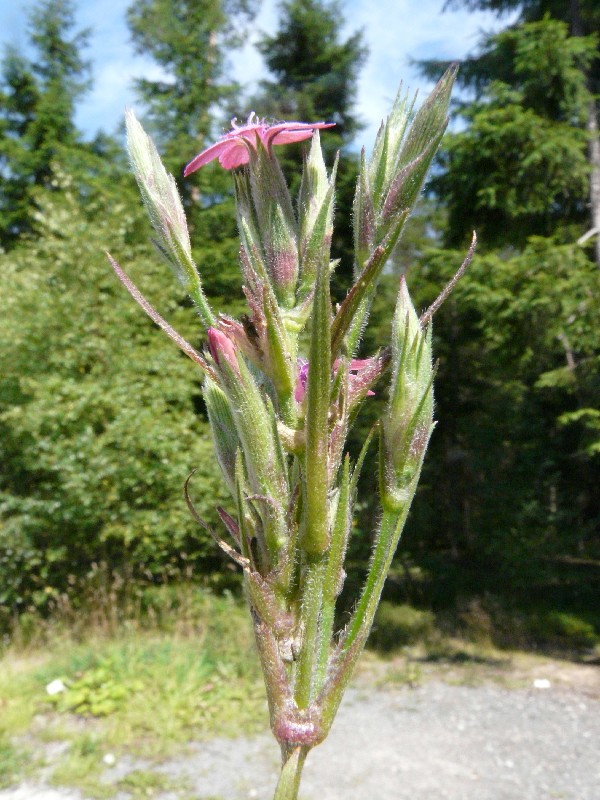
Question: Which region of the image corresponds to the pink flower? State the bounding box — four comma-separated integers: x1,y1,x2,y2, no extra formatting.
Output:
294,358,377,404
184,113,335,175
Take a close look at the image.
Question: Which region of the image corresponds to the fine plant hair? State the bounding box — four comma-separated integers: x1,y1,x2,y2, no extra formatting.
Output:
110,66,471,799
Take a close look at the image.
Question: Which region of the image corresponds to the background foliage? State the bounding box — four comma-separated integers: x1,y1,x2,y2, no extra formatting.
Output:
0,0,598,639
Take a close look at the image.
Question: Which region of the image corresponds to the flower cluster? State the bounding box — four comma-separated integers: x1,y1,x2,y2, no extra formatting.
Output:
111,65,467,800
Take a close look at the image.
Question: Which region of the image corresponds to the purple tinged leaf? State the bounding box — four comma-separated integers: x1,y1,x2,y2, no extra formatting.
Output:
216,506,240,545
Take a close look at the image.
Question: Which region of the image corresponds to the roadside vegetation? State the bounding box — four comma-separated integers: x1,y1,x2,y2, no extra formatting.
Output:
1,585,597,797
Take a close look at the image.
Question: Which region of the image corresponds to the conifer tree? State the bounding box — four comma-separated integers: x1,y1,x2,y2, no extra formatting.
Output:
256,0,366,150
127,0,256,173
425,0,600,263
426,19,596,249
127,0,256,309
406,8,600,602
0,0,90,246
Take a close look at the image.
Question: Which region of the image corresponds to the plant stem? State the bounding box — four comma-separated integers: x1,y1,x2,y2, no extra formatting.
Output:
274,747,308,800
294,555,326,708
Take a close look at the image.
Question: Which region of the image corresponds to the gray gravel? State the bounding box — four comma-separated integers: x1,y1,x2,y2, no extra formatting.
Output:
2,680,599,800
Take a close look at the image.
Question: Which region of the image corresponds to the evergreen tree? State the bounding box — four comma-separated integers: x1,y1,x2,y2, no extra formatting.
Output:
427,0,600,262
251,0,368,297
127,0,255,173
127,0,256,309
401,9,600,609
426,19,596,249
0,0,90,246
255,0,366,149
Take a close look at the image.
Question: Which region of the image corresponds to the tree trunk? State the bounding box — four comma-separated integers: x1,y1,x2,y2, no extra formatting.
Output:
570,0,600,266
587,99,600,268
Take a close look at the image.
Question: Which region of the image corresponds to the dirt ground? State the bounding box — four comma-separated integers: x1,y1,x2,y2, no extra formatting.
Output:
2,653,599,800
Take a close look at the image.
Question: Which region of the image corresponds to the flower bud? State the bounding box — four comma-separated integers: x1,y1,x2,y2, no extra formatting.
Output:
233,155,299,308
207,327,288,557
382,276,434,511
297,141,337,296
248,140,296,234
207,327,240,374
233,171,269,284
298,132,331,251
125,110,214,324
356,66,457,263
204,377,239,494
353,147,375,269
265,203,299,308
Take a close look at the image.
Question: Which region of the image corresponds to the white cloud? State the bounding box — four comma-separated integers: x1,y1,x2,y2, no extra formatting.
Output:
344,0,511,150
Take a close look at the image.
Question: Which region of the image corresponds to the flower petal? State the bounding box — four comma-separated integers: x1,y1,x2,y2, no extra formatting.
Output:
264,121,335,149
269,129,315,146
184,140,234,176
185,119,335,173
219,143,251,169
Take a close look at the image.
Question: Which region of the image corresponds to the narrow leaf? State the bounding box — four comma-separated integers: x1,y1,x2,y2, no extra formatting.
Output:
303,235,332,556
107,254,215,378
330,208,409,360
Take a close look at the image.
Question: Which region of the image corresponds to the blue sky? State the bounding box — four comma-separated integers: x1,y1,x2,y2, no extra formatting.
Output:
0,0,512,151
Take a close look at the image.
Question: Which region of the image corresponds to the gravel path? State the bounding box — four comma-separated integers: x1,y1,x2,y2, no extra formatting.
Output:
2,677,599,800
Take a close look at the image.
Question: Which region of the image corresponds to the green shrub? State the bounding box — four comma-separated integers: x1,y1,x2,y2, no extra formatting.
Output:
528,611,598,650
370,602,436,652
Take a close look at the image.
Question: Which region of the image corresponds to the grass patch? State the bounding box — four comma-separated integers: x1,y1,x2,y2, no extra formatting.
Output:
49,734,114,799
368,595,599,660
370,602,436,652
0,733,32,789
117,768,184,798
526,610,598,651
0,586,266,794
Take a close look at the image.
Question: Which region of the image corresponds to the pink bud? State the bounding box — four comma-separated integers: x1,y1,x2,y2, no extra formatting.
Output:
207,328,239,374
